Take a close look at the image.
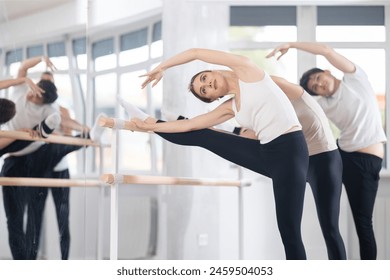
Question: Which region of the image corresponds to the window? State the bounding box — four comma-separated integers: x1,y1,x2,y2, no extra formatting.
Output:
229,6,298,83
93,38,116,71
229,5,388,167
91,19,163,173
119,28,149,66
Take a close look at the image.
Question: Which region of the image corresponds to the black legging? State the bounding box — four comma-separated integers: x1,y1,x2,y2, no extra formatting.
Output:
339,148,382,260
307,150,346,260
50,170,71,260
156,121,309,260
158,118,346,259
25,170,70,260
2,138,85,259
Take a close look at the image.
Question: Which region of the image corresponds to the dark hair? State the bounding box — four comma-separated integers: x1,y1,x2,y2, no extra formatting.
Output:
299,67,324,96
0,98,16,125
41,71,54,78
188,70,213,103
37,79,58,104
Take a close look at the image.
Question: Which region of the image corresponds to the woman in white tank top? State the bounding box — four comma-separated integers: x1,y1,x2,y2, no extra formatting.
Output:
118,48,310,259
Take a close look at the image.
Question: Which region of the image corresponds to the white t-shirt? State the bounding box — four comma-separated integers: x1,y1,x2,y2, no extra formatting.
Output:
5,84,60,156
8,84,59,131
232,73,301,144
317,65,387,152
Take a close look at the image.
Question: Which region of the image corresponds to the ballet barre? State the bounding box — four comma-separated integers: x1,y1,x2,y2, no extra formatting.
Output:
101,115,252,260
0,130,102,147
0,177,102,187
101,173,251,187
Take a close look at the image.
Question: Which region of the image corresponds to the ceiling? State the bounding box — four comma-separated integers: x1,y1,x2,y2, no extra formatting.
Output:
0,0,71,24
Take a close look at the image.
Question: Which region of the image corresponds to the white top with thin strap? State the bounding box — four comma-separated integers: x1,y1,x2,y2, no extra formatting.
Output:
232,73,301,144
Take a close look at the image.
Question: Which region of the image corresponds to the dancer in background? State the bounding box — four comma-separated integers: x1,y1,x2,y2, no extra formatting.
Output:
267,42,386,260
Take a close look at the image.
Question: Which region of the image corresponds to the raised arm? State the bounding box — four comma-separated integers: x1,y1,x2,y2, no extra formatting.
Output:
133,99,235,133
267,42,355,73
0,78,28,90
270,76,304,100
141,48,261,88
0,77,44,97
18,56,57,78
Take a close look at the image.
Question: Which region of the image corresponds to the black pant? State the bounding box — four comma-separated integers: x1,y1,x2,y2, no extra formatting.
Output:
1,139,83,259
307,150,346,259
26,170,70,260
1,156,29,259
339,148,383,260
156,122,309,260
51,170,71,260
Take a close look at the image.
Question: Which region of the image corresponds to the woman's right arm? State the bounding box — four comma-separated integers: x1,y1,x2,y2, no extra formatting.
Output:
133,100,235,133
141,48,261,88
0,78,28,90
0,77,44,97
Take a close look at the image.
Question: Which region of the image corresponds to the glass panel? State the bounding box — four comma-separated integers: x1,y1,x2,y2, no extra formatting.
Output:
27,45,44,58
120,28,147,51
5,48,23,65
49,56,69,71
47,42,66,57
230,6,297,26
8,62,21,77
230,49,297,83
151,40,163,59
119,46,149,66
52,74,73,109
229,26,297,42
152,21,162,42
94,54,116,71
95,73,117,172
94,73,117,116
316,26,385,42
76,54,87,70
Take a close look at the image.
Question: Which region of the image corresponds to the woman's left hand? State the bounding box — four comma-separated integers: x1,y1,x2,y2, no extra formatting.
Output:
139,67,164,89
25,78,45,98
42,56,58,72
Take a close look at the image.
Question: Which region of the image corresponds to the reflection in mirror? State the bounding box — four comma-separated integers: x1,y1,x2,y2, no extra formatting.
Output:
1,0,164,260
0,0,91,260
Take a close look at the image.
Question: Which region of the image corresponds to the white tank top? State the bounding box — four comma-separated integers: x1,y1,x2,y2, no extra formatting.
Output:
232,73,301,144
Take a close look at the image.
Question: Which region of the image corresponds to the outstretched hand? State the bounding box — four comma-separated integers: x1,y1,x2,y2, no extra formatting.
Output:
42,56,58,72
139,68,164,89
266,43,291,60
25,77,45,98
